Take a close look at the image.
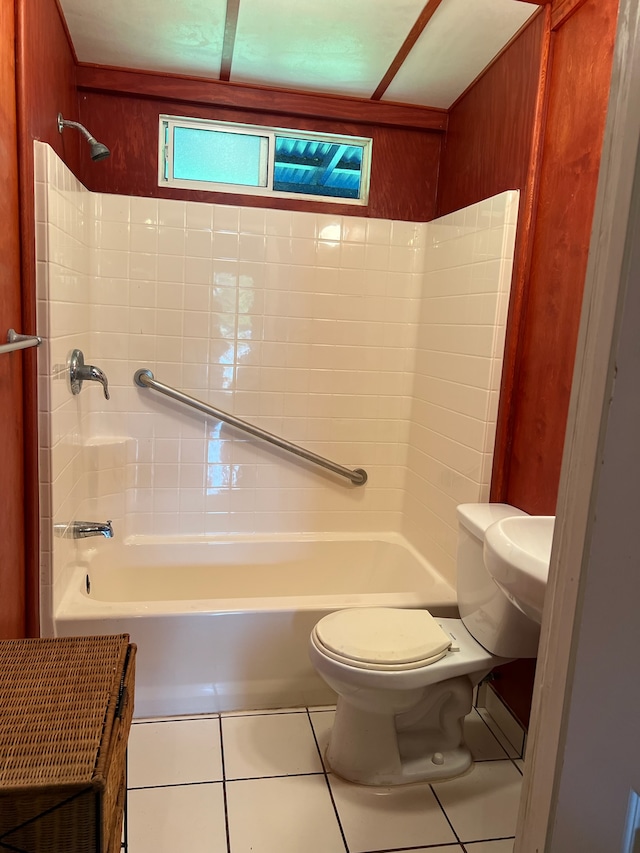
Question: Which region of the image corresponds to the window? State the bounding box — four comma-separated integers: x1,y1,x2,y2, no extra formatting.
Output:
159,116,372,205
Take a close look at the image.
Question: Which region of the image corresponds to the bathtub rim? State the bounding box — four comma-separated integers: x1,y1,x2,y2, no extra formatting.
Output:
54,530,458,620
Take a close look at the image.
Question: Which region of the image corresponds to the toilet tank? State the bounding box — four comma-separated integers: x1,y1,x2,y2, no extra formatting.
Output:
456,503,541,659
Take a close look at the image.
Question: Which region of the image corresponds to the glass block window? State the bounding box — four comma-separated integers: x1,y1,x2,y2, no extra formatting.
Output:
159,116,371,205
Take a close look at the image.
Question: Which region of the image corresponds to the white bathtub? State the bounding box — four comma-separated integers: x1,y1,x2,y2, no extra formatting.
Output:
55,533,457,718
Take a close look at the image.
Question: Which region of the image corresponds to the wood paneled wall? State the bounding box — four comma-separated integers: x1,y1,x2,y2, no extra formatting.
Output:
15,0,80,635
439,1,617,516
504,0,618,514
76,73,443,221
0,0,26,638
437,12,547,218
17,0,82,179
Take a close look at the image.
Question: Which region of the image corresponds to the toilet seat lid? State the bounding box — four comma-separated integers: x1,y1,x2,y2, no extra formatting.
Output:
314,608,451,667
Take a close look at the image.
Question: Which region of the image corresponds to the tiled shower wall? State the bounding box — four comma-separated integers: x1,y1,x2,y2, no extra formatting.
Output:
88,193,423,539
35,143,93,632
405,195,518,581
36,142,517,623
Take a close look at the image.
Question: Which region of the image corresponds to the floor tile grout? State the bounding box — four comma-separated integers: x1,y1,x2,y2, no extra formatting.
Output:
128,779,224,791
469,707,511,759
132,715,221,725
307,707,350,853
127,704,522,852
463,836,516,847
357,843,465,852
226,771,326,782
217,715,232,853
429,783,463,848
468,835,516,842
221,708,309,718
476,705,525,760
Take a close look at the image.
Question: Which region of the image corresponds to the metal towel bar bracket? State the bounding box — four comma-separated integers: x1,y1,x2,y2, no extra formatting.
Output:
0,329,42,355
134,368,367,486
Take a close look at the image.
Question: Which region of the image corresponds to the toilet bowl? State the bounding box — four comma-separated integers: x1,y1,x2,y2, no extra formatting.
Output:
308,503,541,786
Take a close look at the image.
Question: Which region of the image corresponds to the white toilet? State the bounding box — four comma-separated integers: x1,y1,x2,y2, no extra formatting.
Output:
308,503,541,786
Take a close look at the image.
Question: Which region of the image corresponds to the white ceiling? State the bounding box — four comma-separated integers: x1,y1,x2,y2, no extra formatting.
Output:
60,0,538,109
385,0,538,108
231,0,427,98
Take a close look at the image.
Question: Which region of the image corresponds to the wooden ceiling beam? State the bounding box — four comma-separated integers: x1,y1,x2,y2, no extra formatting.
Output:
220,0,241,81
76,64,448,131
371,0,446,101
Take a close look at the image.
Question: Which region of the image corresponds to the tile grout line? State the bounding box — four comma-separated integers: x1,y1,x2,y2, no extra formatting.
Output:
358,842,466,852
122,747,129,852
128,779,224,791
429,783,464,849
475,707,522,760
220,708,310,719
306,707,350,853
469,707,511,760
480,691,527,758
128,708,521,851
510,755,524,776
218,715,232,853
132,715,220,725
463,835,516,848
224,771,327,783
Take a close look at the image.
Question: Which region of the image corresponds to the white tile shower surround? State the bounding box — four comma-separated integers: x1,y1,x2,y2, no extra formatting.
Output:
34,142,518,621
124,705,525,853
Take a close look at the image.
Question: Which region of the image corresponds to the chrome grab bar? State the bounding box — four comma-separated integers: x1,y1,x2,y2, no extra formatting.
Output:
134,368,368,486
0,329,42,355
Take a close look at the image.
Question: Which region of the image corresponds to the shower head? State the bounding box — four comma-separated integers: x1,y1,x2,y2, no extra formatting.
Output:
88,140,111,162
57,113,111,161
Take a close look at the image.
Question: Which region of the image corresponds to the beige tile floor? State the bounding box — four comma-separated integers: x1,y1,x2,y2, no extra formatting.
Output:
124,705,524,853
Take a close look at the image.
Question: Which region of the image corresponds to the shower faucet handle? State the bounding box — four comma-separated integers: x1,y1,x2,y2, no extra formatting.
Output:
69,349,110,400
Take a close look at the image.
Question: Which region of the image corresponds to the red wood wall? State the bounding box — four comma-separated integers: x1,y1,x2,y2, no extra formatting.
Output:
504,0,618,514
0,0,26,638
14,0,81,635
438,0,617,519
437,12,547,219
75,74,443,221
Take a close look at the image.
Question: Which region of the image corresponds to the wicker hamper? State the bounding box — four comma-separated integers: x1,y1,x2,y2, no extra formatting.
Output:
0,634,136,853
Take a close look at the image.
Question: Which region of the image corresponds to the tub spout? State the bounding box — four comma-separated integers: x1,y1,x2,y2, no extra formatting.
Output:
55,520,114,539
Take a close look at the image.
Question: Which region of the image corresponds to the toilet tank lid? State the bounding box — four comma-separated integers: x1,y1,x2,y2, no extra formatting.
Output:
457,503,529,539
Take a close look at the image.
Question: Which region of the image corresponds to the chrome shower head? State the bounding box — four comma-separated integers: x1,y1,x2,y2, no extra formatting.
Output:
57,113,110,161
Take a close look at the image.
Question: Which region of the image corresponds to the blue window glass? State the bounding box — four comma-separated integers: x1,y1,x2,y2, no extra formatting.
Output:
160,116,371,203
273,136,364,199
173,127,268,186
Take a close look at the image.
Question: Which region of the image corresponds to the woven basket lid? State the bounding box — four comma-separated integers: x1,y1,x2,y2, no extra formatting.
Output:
0,634,129,788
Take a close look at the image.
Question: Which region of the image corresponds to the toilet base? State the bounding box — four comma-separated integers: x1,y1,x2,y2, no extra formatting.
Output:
326,741,473,786
325,674,476,786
